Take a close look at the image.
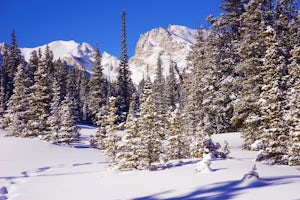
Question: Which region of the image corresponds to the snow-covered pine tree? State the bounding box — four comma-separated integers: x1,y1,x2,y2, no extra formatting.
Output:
79,70,90,122
233,0,269,149
0,43,9,117
256,26,289,164
116,102,142,170
4,63,30,137
58,94,79,145
183,26,206,137
152,55,166,138
104,97,119,165
138,78,163,169
89,44,106,122
95,106,108,150
286,46,300,166
47,78,62,142
165,61,178,110
274,0,299,61
53,59,68,103
26,58,52,138
6,31,24,104
66,67,81,122
26,50,39,88
166,104,186,160
116,10,134,123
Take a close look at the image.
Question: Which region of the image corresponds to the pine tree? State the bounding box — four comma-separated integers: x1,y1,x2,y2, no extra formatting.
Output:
95,105,108,150
89,44,106,122
116,103,142,170
152,56,166,138
0,43,9,116
256,26,289,164
233,0,269,148
138,78,163,169
6,31,24,104
274,0,298,60
66,67,81,121
116,10,134,123
165,61,177,110
166,104,186,159
58,94,79,145
47,78,62,142
286,46,300,165
26,50,39,88
53,59,68,103
26,59,52,138
104,97,119,165
79,70,90,122
4,63,29,137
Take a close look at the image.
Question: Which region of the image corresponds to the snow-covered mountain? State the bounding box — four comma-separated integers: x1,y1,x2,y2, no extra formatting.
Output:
129,25,197,83
2,25,197,84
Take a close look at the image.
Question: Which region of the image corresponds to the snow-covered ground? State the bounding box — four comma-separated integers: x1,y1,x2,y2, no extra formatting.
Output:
0,126,299,200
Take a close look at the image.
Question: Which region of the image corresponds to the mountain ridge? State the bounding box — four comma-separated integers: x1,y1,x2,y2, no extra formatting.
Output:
1,25,197,84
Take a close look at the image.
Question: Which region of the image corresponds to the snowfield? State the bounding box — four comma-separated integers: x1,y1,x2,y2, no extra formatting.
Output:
0,126,299,200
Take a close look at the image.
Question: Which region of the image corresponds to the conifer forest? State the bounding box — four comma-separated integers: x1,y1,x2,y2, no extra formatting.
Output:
0,0,299,172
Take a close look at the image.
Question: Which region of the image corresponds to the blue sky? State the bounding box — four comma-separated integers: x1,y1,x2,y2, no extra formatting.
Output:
0,0,222,57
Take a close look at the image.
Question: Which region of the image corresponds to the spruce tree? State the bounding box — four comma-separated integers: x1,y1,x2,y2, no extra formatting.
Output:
138,78,163,169
26,50,39,88
4,63,29,137
47,78,62,142
165,61,177,110
152,56,166,138
233,0,269,149
54,59,68,103
66,67,81,121
256,26,289,164
79,70,90,122
89,44,106,122
58,94,79,145
116,10,134,123
116,103,142,170
26,59,52,138
286,46,300,165
0,44,9,116
166,104,186,159
104,97,119,165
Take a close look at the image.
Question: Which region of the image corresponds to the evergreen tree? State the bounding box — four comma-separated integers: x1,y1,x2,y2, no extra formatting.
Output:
233,0,269,148
4,63,30,136
6,31,24,103
26,50,39,88
89,44,106,122
166,104,186,159
116,103,143,170
286,46,300,165
79,70,90,122
95,105,109,150
47,78,62,142
116,10,134,123
54,59,68,103
58,94,79,145
66,67,81,121
256,26,289,164
152,56,166,138
0,44,9,116
165,61,177,110
138,78,163,169
26,59,52,138
274,0,298,60
104,97,119,165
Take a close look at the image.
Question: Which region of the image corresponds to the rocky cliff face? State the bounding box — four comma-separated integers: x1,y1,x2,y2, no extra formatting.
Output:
129,25,197,83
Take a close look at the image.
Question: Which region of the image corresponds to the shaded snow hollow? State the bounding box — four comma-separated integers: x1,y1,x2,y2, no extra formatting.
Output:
0,127,299,200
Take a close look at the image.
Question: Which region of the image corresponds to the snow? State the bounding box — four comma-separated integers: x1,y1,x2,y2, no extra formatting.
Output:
1,127,299,200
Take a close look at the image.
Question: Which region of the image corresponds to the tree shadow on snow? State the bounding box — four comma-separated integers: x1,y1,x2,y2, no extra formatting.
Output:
133,175,300,200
